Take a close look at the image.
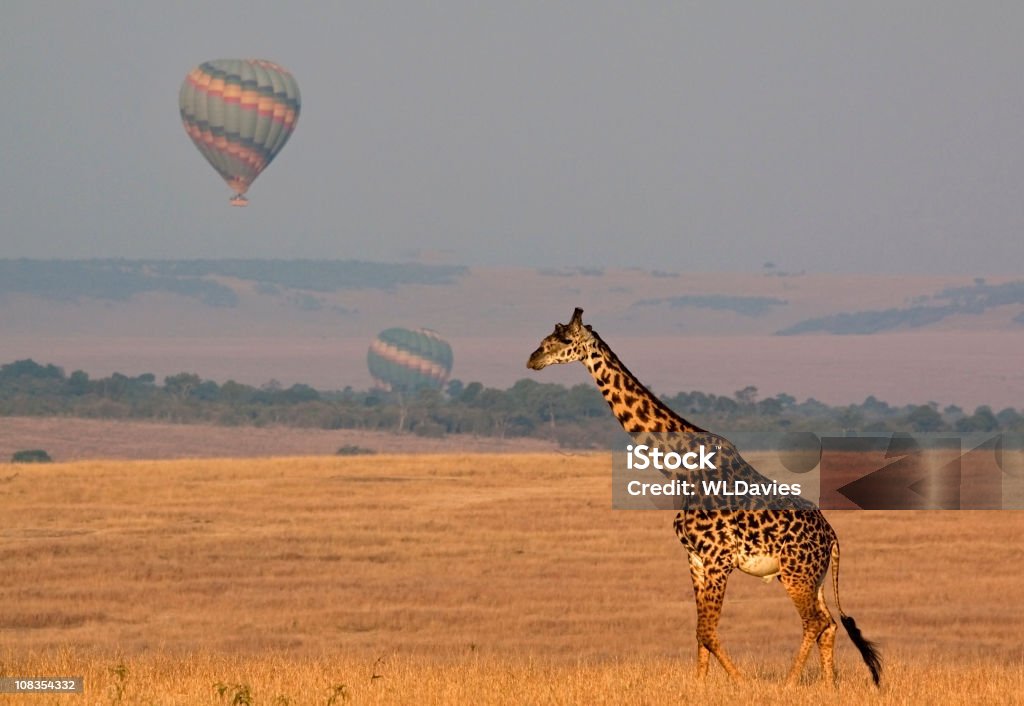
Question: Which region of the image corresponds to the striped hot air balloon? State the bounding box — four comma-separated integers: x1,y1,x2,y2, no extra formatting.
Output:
179,59,300,206
367,328,454,393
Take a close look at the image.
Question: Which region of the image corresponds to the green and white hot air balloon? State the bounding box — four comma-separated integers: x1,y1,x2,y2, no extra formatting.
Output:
179,59,301,206
367,328,453,393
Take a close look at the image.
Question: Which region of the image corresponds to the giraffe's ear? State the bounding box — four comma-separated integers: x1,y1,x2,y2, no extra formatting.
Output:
584,324,593,332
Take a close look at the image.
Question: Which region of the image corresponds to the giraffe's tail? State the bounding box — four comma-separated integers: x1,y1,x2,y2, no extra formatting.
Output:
831,540,882,687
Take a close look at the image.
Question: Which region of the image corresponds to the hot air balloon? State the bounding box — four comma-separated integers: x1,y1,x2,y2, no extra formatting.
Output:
367,328,454,393
179,59,300,206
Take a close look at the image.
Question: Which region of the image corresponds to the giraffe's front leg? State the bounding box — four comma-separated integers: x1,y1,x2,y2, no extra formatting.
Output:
696,642,711,679
688,553,711,679
689,554,743,681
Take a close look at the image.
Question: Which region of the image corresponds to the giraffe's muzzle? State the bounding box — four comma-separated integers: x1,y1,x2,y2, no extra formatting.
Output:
526,348,548,370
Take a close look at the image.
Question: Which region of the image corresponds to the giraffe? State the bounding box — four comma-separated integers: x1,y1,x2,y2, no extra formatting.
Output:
527,308,881,686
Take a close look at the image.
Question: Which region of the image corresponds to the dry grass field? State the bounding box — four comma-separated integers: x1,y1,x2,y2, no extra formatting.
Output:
0,417,557,463
1,452,1022,704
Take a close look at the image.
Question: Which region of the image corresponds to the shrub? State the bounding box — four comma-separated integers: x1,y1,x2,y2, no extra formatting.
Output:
12,449,52,463
413,421,446,438
336,445,376,456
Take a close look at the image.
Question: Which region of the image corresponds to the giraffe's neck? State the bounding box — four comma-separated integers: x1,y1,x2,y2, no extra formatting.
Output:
582,332,705,434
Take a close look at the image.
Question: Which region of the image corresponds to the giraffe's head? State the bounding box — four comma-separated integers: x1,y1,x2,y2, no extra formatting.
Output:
527,307,595,370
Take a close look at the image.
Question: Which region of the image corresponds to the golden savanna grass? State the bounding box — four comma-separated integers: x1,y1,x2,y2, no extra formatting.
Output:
1,453,1023,704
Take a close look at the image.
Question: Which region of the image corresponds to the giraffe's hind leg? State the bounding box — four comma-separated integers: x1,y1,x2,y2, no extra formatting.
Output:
815,585,838,685
690,564,743,681
781,573,833,686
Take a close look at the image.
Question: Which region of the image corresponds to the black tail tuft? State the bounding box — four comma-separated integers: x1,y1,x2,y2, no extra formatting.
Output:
841,615,882,686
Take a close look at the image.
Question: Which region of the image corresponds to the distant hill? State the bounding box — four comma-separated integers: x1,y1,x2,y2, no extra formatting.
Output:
633,294,788,317
778,279,1024,335
0,259,467,304
3,259,1021,336
0,260,1021,408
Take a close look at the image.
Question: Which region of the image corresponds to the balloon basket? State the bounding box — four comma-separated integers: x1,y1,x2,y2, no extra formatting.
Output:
229,194,249,207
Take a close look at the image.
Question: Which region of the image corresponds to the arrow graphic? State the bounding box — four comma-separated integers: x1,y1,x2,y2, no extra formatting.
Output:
837,435,961,510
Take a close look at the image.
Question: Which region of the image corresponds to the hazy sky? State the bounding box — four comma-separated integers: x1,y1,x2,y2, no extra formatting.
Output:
3,2,1023,274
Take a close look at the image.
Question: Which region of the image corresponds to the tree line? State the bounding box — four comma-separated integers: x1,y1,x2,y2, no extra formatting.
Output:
1,359,1020,448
